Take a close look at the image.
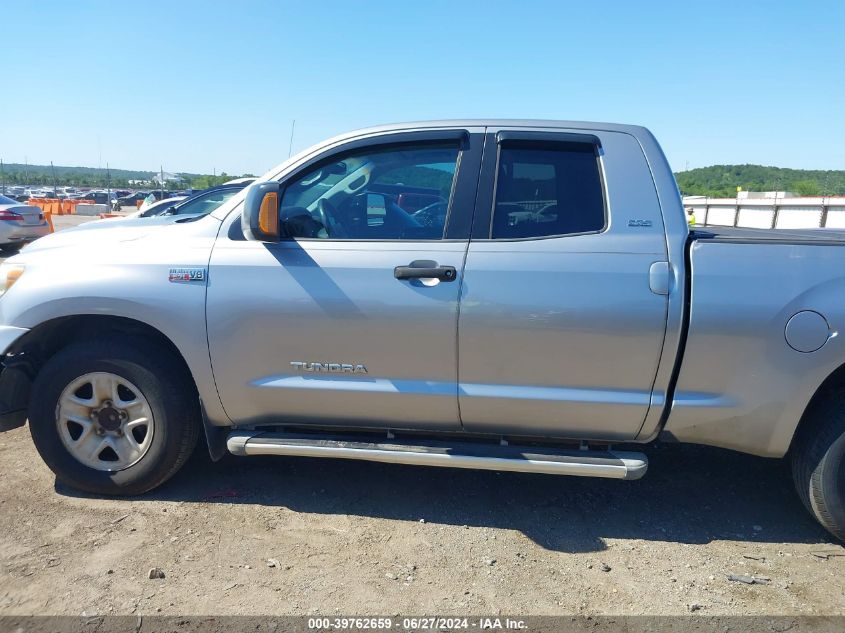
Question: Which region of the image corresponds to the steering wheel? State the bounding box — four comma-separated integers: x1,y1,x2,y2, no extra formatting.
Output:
316,198,346,238
412,202,446,228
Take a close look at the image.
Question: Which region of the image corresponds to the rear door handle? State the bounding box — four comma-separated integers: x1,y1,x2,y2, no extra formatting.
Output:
394,261,457,282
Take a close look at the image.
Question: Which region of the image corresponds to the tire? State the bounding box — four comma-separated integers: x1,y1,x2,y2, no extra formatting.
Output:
791,388,845,542
29,337,199,495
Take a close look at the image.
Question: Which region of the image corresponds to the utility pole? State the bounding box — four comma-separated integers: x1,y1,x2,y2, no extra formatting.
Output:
160,165,165,198
50,161,58,197
107,163,111,208
772,179,781,229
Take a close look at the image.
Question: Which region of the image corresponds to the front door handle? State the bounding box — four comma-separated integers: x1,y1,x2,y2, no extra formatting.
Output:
394,261,457,282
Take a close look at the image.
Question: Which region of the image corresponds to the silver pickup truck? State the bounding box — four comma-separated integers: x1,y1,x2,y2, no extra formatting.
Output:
1,120,844,541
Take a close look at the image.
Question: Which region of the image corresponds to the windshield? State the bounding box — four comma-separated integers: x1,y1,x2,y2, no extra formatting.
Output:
140,198,183,217
173,188,240,216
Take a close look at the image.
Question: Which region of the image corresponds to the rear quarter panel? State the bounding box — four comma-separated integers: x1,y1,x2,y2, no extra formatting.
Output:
665,239,845,456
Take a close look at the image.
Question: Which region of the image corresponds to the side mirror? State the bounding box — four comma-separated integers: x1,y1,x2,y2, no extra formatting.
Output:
242,182,280,242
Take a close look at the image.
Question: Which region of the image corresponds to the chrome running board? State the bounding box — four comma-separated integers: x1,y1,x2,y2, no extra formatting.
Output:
227,431,648,480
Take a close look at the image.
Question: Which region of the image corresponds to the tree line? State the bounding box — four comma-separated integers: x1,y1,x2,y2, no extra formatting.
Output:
675,164,845,198
0,162,254,191
4,161,844,198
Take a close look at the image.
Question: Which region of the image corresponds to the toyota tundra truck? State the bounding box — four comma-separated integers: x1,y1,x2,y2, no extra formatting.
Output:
1,120,844,541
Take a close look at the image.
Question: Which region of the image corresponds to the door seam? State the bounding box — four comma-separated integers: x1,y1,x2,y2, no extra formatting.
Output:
455,129,489,429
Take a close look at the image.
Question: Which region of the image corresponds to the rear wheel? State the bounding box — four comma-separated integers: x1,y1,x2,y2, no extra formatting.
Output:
29,337,199,495
791,389,845,542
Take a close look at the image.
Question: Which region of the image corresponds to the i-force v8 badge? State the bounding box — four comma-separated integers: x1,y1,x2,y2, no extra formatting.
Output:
168,268,206,283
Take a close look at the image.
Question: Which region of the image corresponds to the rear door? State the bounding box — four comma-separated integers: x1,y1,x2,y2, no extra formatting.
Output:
207,128,485,430
457,128,669,440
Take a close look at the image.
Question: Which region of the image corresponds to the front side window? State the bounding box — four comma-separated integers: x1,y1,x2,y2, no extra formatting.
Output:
279,143,459,240
492,142,604,239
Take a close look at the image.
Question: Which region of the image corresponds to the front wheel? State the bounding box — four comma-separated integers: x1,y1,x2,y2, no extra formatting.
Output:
29,337,199,495
792,389,845,542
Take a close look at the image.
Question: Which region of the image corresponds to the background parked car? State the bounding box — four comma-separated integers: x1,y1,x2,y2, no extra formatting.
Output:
116,191,150,207
0,193,50,251
27,189,56,199
77,191,117,205
129,184,248,219
126,196,187,218
137,190,185,211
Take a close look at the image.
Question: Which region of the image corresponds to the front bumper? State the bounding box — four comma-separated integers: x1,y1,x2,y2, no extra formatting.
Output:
0,326,31,431
0,361,30,431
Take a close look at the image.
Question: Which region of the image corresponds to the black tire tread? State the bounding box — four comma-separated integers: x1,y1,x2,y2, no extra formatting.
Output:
29,336,199,495
792,388,845,542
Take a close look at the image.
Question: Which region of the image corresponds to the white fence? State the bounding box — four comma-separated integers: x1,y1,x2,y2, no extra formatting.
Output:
684,196,845,230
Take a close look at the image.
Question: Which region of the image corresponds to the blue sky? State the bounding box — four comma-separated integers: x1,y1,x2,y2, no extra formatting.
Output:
2,0,843,175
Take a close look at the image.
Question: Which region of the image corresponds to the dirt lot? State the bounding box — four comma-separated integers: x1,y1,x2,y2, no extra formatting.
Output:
0,425,843,617
0,214,843,617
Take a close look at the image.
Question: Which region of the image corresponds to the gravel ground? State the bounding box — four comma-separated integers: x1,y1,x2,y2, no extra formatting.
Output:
0,426,843,616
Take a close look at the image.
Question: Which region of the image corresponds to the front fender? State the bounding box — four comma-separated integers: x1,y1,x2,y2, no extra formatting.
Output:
0,325,29,355
0,255,230,429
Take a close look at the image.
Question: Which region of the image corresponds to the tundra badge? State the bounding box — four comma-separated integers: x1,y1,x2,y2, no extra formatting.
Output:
291,362,368,374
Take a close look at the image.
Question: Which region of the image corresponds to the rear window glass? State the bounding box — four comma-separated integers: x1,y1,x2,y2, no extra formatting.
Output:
0,195,19,205
492,142,605,239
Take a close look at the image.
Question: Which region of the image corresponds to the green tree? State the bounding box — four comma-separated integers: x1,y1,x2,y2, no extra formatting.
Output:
675,165,845,197
793,180,820,196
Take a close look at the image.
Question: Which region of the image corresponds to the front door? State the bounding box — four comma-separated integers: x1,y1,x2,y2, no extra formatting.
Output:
458,129,670,440
207,129,484,430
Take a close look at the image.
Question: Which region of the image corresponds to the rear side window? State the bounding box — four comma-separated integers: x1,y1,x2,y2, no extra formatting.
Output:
491,142,605,239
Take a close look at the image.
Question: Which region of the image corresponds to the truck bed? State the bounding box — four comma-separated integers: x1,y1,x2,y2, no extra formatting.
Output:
691,226,845,244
